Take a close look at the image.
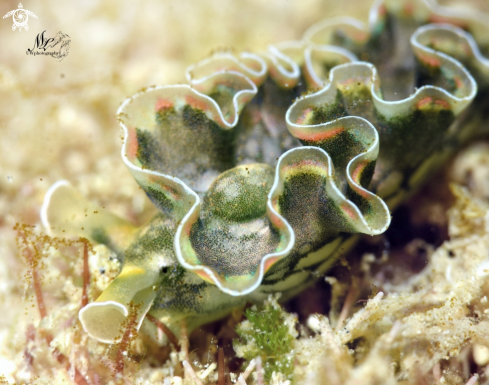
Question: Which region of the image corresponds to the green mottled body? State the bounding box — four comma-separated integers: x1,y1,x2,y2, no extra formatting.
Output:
42,0,489,343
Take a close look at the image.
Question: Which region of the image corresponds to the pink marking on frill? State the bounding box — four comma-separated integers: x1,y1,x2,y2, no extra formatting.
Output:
185,95,211,113
357,188,370,199
351,162,366,184
127,127,139,160
418,53,441,68
294,126,345,142
341,203,357,220
184,220,193,236
403,2,414,16
195,270,215,284
416,96,433,109
349,30,368,42
434,99,450,109
417,97,450,110
271,198,280,212
350,181,371,199
147,175,180,201
239,94,252,107
454,76,463,90
263,257,279,272
428,15,466,29
268,210,285,228
268,66,279,80
185,94,226,126
340,78,359,88
282,160,328,178
296,107,314,125
162,184,178,199
378,4,387,16
155,98,173,111
297,159,325,169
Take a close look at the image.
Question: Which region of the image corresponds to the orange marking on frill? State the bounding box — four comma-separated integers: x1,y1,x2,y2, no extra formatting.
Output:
294,126,345,142
194,270,215,284
162,184,178,198
454,76,463,90
351,162,366,183
268,66,279,80
428,15,466,29
403,2,414,16
263,257,279,272
340,78,359,88
341,203,357,220
268,210,284,228
417,97,450,110
378,4,387,16
351,183,371,199
434,99,450,109
185,95,225,125
185,95,211,113
418,53,441,68
282,161,329,179
416,96,433,109
155,98,173,111
296,107,313,125
147,175,178,198
184,220,193,236
350,30,369,42
126,127,139,160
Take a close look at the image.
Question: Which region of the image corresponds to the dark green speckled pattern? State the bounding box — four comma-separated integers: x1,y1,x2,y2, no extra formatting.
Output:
41,0,489,342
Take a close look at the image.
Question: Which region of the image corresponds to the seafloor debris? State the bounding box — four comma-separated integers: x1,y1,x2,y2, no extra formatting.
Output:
4,148,489,384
